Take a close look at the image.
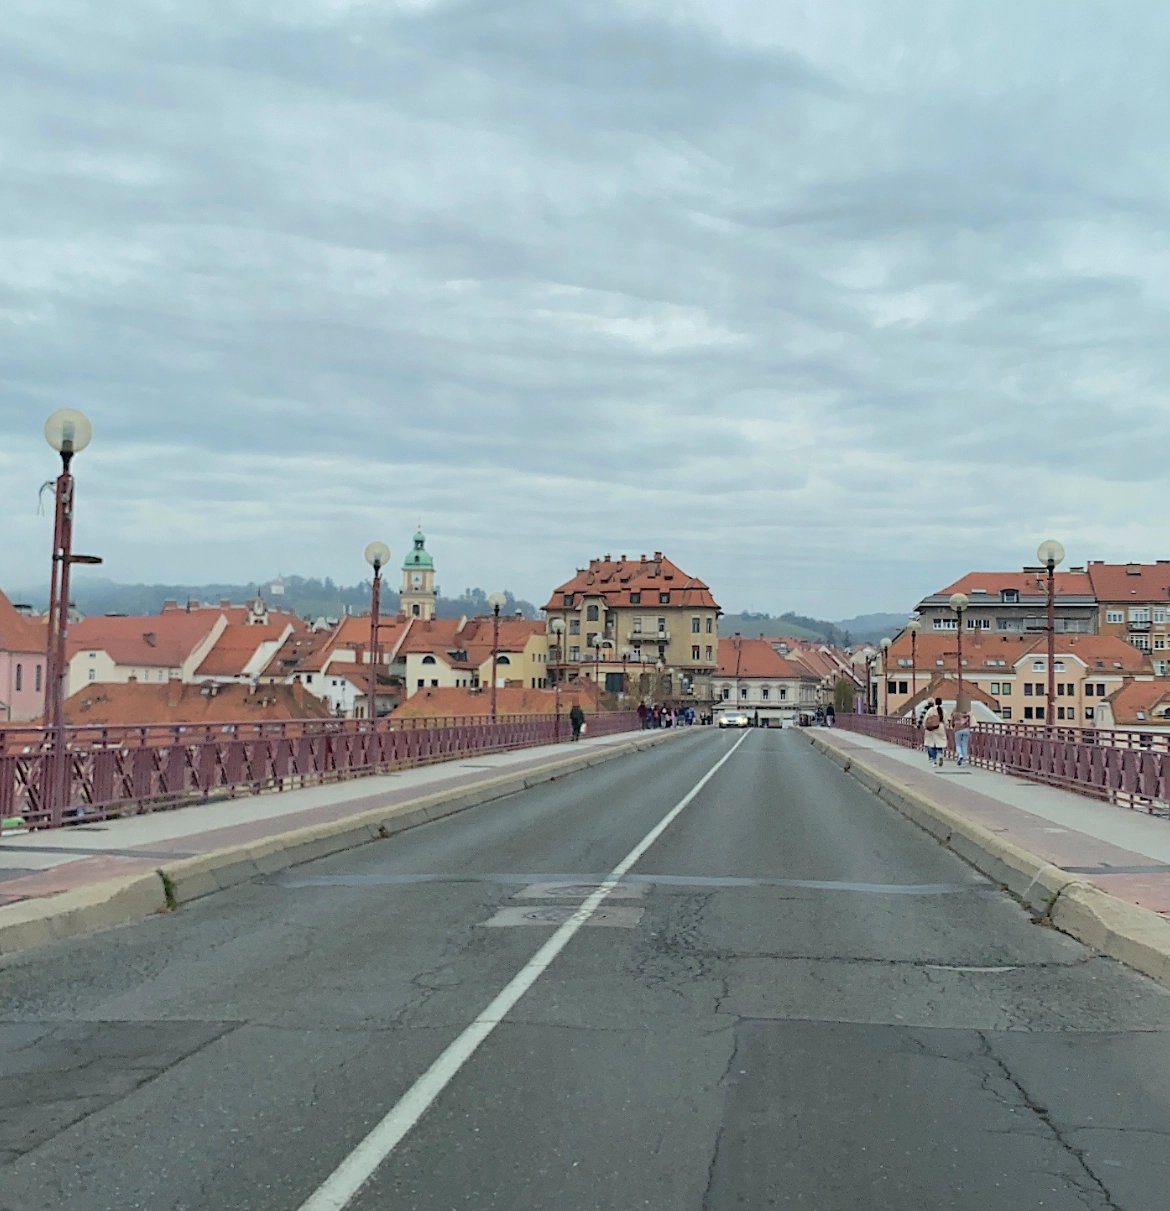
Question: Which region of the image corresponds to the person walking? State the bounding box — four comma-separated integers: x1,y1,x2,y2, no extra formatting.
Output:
922,697,947,768
569,701,585,742
825,703,835,727
950,699,972,768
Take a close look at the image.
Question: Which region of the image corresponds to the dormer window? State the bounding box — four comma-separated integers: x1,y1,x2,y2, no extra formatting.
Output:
659,592,670,604
1001,589,1019,603
563,593,574,607
629,592,641,604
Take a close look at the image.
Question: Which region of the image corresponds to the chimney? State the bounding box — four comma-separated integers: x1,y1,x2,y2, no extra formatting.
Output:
167,679,183,708
220,599,232,608
162,599,178,610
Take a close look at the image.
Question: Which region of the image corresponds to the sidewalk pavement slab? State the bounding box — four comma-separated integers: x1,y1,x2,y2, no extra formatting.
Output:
0,728,688,958
807,727,1170,990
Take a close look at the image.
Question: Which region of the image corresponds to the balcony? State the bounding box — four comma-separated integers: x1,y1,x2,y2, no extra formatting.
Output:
627,630,670,644
1129,621,1152,632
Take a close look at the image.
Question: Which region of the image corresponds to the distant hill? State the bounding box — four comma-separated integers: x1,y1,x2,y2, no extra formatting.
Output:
719,610,909,646
9,576,539,622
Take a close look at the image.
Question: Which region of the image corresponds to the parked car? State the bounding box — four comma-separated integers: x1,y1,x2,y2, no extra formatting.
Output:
718,711,751,729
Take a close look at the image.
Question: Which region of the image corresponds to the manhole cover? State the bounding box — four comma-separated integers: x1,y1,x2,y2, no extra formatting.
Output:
513,881,648,900
481,906,645,928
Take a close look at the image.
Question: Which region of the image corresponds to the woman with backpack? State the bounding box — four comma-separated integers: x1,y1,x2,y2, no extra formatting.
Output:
922,697,947,768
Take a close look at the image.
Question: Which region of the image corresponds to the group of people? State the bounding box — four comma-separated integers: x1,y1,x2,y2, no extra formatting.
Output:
918,697,972,768
637,702,695,729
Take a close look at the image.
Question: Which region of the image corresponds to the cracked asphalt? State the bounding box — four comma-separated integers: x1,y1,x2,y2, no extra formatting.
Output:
1,729,1169,1209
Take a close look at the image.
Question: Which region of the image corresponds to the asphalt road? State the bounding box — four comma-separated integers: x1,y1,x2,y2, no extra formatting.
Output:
2,729,1170,1210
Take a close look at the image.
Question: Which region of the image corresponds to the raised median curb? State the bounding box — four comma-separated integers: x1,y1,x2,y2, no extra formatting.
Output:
805,730,1170,991
0,729,687,959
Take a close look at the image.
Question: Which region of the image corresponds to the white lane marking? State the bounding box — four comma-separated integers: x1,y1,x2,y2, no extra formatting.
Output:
483,905,645,927
296,731,750,1211
513,881,649,900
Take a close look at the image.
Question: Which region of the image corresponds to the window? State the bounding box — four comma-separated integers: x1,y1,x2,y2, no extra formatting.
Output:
88,669,96,682
933,618,957,630
431,679,439,687
570,646,580,661
761,687,770,701
586,604,599,621
1031,682,1043,695
721,686,730,700
1001,706,1012,720
1024,706,1035,719
691,617,701,633
421,655,437,665
586,632,597,648
1156,637,1167,650
1106,610,1124,623
35,665,42,692
417,679,424,688
1130,607,1151,622
633,618,642,634
1156,608,1168,624
1132,634,1152,650
1085,707,1095,719
14,664,21,692
1000,682,1011,695
562,594,574,607
659,592,670,604
1001,589,1019,603
740,686,748,698
629,592,641,604
967,617,990,629
497,655,511,665
705,646,713,661
1057,706,1067,719
706,618,713,633
656,617,667,634
990,682,1000,695
692,645,700,660
1024,683,1033,696
569,619,580,635
779,687,787,700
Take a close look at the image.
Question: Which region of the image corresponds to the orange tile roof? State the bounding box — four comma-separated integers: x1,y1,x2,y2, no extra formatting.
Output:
260,628,336,678
194,622,290,677
1085,562,1170,603
67,611,224,668
543,552,719,612
392,685,559,718
1103,679,1170,725
64,679,334,725
715,637,812,679
934,570,1094,598
0,591,47,655
885,629,1152,673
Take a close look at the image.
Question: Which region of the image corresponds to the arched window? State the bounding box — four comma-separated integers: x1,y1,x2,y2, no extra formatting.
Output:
586,604,599,621
421,655,437,665
497,655,511,666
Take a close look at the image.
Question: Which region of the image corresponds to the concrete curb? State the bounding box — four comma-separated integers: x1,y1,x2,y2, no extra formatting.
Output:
806,730,1170,991
0,730,683,959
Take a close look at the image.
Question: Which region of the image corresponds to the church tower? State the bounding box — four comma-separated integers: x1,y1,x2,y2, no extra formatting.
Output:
401,527,437,619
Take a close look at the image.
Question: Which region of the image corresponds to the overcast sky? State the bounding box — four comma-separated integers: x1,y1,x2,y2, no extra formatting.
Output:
3,0,1168,619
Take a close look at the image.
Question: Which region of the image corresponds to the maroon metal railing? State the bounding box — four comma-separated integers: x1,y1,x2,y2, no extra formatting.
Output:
0,711,639,829
834,714,1170,815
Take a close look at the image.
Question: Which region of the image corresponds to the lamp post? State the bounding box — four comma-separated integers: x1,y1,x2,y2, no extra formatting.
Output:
488,592,506,720
1037,540,1065,728
879,637,892,715
949,593,969,708
42,409,101,826
363,541,390,725
907,618,920,706
549,618,564,687
861,647,875,713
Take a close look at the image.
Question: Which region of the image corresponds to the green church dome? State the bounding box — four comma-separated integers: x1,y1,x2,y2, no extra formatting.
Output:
403,528,434,569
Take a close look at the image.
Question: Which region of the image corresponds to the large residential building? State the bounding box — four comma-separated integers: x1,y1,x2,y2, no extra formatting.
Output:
542,552,721,704
1084,561,1170,668
917,569,1098,636
0,591,47,722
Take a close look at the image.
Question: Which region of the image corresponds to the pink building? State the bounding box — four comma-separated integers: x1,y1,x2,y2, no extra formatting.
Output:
0,591,47,722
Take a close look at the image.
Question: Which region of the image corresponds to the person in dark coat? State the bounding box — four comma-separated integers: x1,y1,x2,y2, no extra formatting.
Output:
569,702,585,741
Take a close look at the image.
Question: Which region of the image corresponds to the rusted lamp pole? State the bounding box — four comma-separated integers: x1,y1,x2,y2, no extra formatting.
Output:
488,592,506,720
42,409,102,826
1037,540,1065,729
907,618,920,706
364,542,390,726
949,593,969,708
879,637,892,715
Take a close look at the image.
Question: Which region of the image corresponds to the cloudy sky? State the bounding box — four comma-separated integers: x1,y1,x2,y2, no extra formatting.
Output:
3,0,1168,618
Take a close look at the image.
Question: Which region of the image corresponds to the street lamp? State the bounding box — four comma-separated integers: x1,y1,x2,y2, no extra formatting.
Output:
907,618,921,706
364,541,390,725
861,647,875,713
488,592,506,720
949,592,969,708
549,618,565,686
43,409,101,826
1037,539,1065,729
879,637,892,715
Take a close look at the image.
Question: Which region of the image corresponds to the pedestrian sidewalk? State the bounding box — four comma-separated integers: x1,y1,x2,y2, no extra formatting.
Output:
0,730,658,916
815,728,1170,916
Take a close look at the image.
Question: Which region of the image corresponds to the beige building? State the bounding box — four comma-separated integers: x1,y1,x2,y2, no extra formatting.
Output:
542,552,720,704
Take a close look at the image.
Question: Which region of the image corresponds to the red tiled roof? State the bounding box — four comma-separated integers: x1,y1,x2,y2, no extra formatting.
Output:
0,591,46,655
393,685,560,718
194,622,290,677
543,552,719,612
1103,679,1170,725
884,629,1152,673
64,679,334,725
935,571,1094,597
67,611,223,668
1085,562,1170,603
715,637,812,679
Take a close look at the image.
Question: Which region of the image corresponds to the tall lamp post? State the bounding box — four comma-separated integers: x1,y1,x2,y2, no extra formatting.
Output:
907,618,920,705
860,647,875,712
949,593,969,708
363,541,390,725
488,592,506,720
1037,539,1065,729
43,409,101,826
879,637,892,715
549,618,564,687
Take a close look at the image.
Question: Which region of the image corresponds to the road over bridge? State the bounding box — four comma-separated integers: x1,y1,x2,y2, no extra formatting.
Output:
2,728,1169,1209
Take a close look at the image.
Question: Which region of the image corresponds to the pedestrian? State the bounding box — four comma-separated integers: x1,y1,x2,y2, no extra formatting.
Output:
637,701,649,730
950,698,972,768
569,701,585,742
922,697,947,767
825,704,835,727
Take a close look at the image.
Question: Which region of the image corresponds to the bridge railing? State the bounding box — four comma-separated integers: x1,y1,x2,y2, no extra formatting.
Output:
0,710,640,830
834,714,1170,815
